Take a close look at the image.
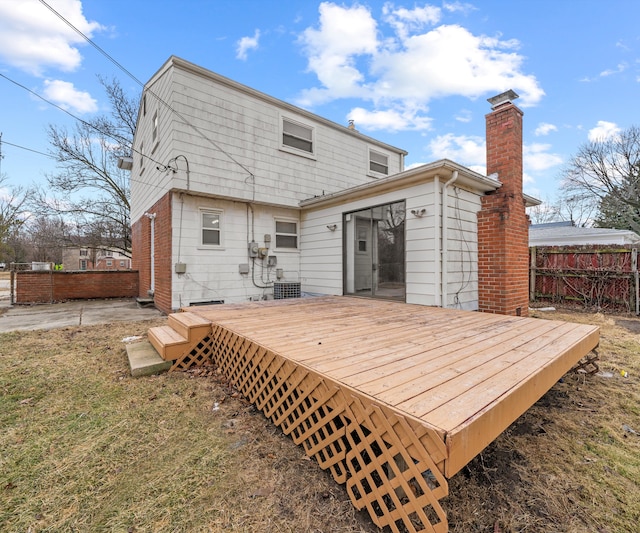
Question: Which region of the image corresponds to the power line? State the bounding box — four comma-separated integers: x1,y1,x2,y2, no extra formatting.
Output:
37,0,256,180
37,0,145,88
1,139,54,159
0,72,164,170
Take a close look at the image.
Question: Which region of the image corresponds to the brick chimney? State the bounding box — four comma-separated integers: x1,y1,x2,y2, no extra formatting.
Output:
477,90,529,316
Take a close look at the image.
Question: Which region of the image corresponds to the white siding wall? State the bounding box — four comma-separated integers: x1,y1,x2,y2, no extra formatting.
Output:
131,69,176,223
170,194,301,310
301,181,483,310
442,186,480,311
132,59,404,224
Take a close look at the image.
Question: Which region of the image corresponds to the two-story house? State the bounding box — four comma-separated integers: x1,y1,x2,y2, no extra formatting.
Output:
62,246,131,271
130,56,534,316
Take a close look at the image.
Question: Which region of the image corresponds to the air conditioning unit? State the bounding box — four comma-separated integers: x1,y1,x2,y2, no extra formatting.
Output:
273,282,301,300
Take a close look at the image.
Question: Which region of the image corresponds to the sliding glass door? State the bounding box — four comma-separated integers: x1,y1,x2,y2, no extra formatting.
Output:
343,200,405,301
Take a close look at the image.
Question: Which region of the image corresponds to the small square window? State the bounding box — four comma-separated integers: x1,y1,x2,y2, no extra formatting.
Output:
202,211,221,246
369,149,389,175
120,260,125,267
282,117,314,154
275,220,298,249
79,249,88,256
106,260,113,267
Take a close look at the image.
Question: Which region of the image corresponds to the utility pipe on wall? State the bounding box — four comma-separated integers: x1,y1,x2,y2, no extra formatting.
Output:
441,171,458,308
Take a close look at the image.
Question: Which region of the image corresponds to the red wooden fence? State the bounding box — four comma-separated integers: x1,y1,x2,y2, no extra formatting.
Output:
530,245,639,314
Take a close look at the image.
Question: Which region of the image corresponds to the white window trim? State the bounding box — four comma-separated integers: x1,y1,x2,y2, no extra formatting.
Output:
367,147,390,178
139,141,145,175
199,208,224,250
279,114,316,160
274,217,300,252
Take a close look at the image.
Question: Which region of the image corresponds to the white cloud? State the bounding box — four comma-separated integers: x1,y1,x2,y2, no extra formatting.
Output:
382,3,441,40
42,79,98,114
588,120,620,142
534,122,558,136
423,135,562,182
0,0,103,76
524,143,563,172
297,2,544,133
297,3,378,104
600,63,627,77
427,133,485,168
348,106,432,132
236,29,261,61
454,109,473,123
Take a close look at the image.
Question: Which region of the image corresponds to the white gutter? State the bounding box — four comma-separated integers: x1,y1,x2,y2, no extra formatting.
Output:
441,171,458,308
145,212,156,295
433,176,441,307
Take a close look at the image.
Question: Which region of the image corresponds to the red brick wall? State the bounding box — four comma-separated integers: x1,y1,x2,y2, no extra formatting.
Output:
478,100,530,317
131,192,173,314
14,271,139,304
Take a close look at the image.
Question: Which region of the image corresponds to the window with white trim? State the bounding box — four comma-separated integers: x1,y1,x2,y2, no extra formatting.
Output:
79,249,88,256
120,260,126,267
275,219,298,249
369,149,389,175
201,209,222,247
79,259,87,270
106,260,113,267
281,117,314,155
152,111,158,143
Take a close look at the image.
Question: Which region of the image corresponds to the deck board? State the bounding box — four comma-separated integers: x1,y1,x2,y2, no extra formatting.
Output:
184,296,599,532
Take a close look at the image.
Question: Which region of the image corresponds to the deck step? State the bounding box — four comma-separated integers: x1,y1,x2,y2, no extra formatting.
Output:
168,311,212,340
126,340,172,377
148,325,188,361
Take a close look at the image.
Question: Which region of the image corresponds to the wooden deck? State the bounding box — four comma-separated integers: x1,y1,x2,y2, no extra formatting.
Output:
170,296,599,533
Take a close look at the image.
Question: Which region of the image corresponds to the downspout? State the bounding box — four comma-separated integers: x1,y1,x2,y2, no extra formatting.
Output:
433,176,441,307
441,171,459,308
145,212,156,296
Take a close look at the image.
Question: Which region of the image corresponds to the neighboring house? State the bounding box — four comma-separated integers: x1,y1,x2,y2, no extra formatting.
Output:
129,56,534,316
530,221,640,247
62,247,132,271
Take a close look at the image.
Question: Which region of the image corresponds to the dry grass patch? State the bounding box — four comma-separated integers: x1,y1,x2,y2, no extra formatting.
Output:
447,309,640,532
1,309,639,532
0,320,373,532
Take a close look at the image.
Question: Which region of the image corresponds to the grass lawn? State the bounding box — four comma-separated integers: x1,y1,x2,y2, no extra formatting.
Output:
1,309,639,532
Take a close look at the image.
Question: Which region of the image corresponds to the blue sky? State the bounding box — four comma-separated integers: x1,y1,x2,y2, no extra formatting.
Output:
0,0,639,207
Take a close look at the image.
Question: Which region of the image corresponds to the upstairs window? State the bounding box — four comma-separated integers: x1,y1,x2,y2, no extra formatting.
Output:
79,249,88,256
201,210,222,247
282,117,314,155
152,111,158,143
275,219,298,249
369,149,389,176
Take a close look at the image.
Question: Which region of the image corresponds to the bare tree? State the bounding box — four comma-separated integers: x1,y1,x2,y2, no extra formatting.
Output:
21,215,67,264
0,175,32,263
527,191,597,227
35,77,138,257
561,125,640,232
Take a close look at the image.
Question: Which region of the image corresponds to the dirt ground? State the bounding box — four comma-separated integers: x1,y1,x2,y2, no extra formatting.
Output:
1,307,639,532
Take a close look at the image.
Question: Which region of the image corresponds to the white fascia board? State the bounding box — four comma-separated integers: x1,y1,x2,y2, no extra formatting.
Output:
300,159,500,210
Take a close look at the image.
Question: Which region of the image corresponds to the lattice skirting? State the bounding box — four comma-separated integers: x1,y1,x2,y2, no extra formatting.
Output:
208,323,450,533
170,336,215,372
